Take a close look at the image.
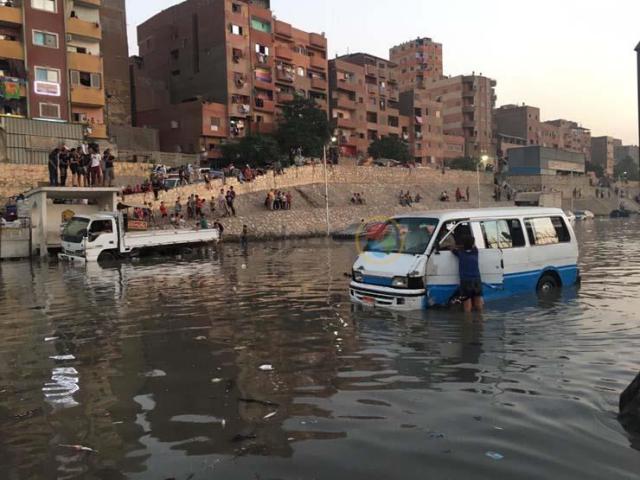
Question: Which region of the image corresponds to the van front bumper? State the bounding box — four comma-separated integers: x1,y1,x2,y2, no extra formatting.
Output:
58,252,87,264
349,281,426,311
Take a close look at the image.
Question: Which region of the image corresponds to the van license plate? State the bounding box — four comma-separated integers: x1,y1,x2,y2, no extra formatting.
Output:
361,296,375,305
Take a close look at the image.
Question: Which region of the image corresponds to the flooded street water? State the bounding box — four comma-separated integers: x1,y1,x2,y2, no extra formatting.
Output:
1,219,640,479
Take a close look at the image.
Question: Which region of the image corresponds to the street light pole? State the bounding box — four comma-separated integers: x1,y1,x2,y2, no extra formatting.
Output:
323,145,330,237
635,41,640,183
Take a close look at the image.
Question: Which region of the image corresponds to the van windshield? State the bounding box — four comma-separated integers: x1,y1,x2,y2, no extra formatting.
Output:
364,218,439,255
62,217,89,243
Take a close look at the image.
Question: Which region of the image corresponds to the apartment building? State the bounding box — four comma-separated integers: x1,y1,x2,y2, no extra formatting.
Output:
328,58,366,157
494,105,592,164
328,53,400,158
591,136,620,176
389,37,443,91
615,144,639,164
132,0,328,157
399,89,464,165
0,0,108,139
421,74,497,161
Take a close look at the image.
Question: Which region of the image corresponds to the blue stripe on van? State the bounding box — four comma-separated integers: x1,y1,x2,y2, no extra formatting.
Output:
426,265,579,307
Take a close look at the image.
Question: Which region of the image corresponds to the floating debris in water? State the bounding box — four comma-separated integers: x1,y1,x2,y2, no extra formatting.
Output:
44,337,59,342
49,354,75,361
194,336,207,341
58,444,97,454
259,364,273,372
141,370,167,378
263,411,277,420
486,451,504,460
241,264,247,270
211,378,223,384
494,426,504,431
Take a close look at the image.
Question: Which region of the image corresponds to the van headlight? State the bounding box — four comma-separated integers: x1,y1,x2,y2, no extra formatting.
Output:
353,271,364,282
392,276,408,288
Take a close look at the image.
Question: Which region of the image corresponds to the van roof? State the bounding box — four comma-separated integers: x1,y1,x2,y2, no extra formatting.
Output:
394,207,565,221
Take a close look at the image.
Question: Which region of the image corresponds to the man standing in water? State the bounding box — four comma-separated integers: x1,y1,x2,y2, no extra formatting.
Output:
453,235,483,313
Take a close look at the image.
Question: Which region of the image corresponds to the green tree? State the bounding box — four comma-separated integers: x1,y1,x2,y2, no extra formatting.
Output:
585,161,604,178
614,156,640,181
448,156,479,171
367,136,412,163
221,134,281,167
277,95,331,158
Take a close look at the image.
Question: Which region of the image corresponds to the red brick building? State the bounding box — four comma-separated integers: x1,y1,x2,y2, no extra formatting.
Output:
132,0,328,158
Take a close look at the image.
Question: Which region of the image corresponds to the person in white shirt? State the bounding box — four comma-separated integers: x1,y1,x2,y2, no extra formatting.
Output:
89,148,102,187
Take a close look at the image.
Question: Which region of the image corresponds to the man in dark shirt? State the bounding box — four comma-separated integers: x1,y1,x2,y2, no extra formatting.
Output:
453,235,484,313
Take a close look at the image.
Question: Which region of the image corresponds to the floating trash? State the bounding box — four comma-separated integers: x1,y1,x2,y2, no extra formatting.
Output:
494,426,504,431
44,337,59,342
263,411,277,420
241,264,247,270
141,369,167,378
259,364,273,372
49,354,75,361
194,336,207,341
58,444,97,454
486,451,504,460
211,378,223,384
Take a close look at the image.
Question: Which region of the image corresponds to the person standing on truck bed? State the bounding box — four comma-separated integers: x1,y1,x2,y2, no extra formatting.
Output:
452,235,484,313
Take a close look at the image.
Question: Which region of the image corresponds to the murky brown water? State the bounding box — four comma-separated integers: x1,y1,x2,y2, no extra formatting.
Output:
1,219,640,479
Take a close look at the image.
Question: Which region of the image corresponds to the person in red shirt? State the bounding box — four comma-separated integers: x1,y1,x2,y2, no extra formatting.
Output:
159,201,168,224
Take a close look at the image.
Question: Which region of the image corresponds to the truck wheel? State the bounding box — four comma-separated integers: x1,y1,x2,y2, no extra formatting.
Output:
537,273,560,296
98,251,117,263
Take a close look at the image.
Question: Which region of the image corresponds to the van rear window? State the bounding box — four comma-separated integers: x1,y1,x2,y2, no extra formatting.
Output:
525,216,570,246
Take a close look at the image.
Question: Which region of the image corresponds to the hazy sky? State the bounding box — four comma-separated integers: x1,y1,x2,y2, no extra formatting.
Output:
125,0,640,144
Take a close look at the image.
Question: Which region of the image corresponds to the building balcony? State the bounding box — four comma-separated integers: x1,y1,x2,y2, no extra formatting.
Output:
336,117,356,129
275,69,294,83
70,85,105,106
74,0,101,7
365,64,377,77
254,77,273,89
274,19,292,38
85,123,107,139
254,98,275,112
275,45,293,61
333,96,356,110
0,39,23,60
235,103,251,115
309,54,326,71
276,91,295,104
314,98,327,110
309,32,326,49
337,78,356,92
67,51,102,73
310,77,327,91
0,5,22,25
67,17,102,41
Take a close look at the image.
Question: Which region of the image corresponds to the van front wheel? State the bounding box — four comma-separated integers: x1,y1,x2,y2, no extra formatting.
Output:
537,273,560,296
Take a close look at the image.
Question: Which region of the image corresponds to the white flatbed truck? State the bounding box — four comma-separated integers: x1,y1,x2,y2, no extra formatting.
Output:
58,212,220,263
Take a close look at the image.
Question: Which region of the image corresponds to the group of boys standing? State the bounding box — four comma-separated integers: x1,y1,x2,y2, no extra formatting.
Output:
48,143,116,188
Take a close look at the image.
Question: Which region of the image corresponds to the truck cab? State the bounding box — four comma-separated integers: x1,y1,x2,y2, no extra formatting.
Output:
60,214,119,262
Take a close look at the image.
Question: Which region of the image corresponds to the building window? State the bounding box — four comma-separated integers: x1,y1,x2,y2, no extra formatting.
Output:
250,17,271,33
210,117,221,132
31,0,56,13
33,30,58,49
230,24,243,36
34,67,60,96
39,102,60,119
255,44,269,55
70,70,101,88
231,3,241,13
296,66,304,77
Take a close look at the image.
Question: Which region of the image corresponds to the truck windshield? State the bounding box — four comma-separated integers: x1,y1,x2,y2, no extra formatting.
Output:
62,218,89,243
364,218,439,255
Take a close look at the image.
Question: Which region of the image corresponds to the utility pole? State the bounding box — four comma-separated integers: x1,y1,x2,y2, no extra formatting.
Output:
635,41,640,183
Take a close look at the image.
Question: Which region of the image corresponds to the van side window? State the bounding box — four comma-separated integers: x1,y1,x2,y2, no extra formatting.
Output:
436,220,472,251
481,219,525,249
551,216,571,243
524,217,562,246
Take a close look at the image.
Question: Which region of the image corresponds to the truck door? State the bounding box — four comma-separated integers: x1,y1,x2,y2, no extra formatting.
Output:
87,219,117,250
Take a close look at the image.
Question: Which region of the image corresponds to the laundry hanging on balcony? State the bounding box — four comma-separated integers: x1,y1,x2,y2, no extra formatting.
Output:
0,77,22,100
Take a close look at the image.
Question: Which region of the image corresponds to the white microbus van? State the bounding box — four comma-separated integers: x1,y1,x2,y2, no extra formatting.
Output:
350,208,579,310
